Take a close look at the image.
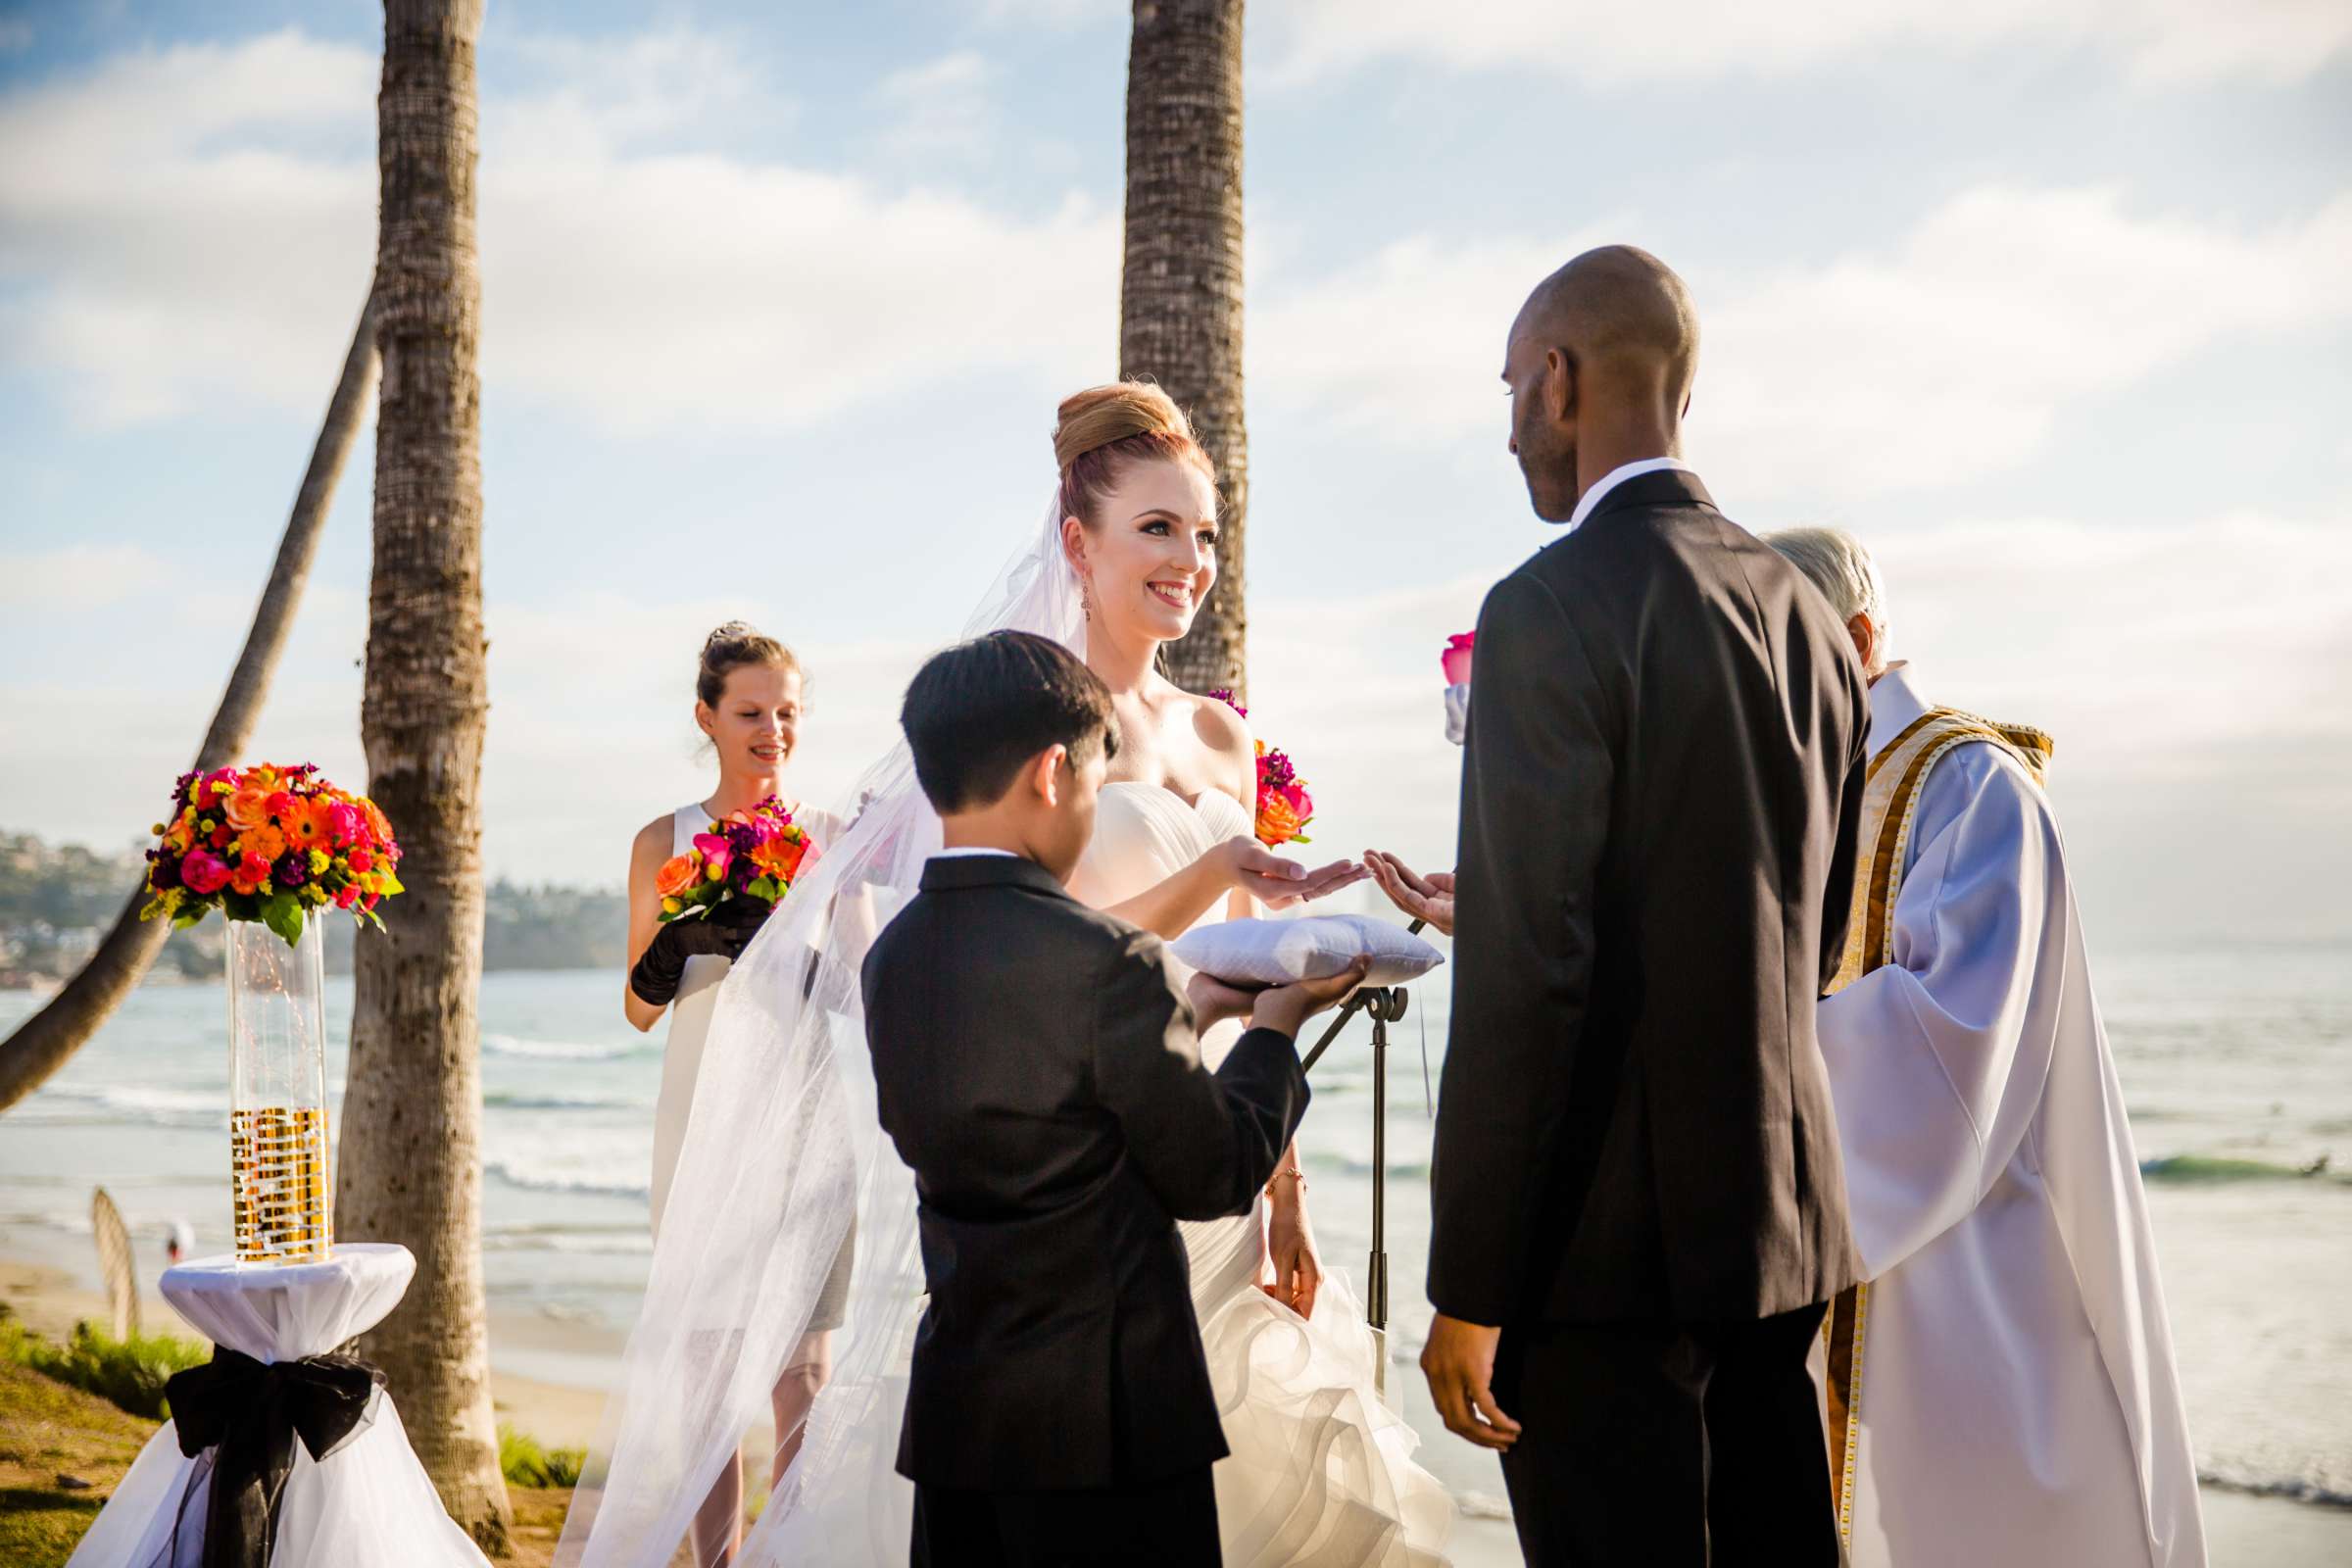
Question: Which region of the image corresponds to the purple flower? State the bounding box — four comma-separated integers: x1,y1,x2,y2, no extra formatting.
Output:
273,856,310,889
1208,688,1249,718
147,850,182,891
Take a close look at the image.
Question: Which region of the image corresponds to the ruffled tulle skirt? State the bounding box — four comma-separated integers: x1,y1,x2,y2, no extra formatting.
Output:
1185,1200,1454,1566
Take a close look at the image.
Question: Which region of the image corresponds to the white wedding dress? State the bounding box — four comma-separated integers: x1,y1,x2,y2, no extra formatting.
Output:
1067,781,1454,1567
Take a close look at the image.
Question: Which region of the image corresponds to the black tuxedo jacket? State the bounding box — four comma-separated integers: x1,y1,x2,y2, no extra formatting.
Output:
1434,468,1869,1327
861,853,1309,1491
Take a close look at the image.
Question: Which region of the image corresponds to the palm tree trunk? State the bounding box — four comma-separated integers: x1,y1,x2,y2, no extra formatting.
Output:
336,0,509,1550
0,292,380,1113
1122,0,1250,700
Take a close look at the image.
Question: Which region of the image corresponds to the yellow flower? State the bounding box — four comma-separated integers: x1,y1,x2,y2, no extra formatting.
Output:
309,850,330,875
661,897,683,915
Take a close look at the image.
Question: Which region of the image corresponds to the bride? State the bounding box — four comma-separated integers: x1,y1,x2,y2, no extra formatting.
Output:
559,384,1455,1567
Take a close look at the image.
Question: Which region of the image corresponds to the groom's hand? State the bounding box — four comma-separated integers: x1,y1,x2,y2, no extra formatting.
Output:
1365,851,1455,937
1421,1313,1520,1451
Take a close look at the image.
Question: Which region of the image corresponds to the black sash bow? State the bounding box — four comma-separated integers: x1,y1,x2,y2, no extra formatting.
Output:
165,1347,384,1568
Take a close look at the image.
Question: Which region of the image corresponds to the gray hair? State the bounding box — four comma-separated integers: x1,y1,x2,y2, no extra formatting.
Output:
1764,526,1886,625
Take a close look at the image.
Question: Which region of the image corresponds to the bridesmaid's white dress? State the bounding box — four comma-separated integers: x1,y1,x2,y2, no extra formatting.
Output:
1067,782,1455,1567
650,801,840,1237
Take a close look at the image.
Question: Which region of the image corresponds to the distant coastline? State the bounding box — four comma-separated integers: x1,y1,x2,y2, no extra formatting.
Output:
0,829,625,987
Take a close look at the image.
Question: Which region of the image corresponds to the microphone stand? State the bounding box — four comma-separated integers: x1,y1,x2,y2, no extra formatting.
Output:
1296,918,1426,1396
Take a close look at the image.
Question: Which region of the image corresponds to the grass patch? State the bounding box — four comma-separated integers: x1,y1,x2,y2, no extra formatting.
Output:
499,1423,586,1489
0,1357,160,1568
0,1314,209,1421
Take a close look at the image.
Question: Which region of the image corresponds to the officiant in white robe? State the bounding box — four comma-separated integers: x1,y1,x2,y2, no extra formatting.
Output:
1766,528,2207,1568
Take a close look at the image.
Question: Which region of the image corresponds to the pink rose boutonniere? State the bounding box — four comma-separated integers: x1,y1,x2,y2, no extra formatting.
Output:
1441,631,1475,687
1442,630,1475,746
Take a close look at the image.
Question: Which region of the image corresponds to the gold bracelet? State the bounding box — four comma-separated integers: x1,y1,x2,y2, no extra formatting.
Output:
1266,1165,1306,1193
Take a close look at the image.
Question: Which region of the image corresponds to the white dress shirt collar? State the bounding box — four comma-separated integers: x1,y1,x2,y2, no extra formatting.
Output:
933,846,1018,859
1865,661,1930,759
1566,456,1695,532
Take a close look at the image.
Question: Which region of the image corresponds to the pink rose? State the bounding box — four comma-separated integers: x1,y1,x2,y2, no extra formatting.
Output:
324,801,367,848
181,849,232,895
347,847,373,874
693,832,732,878
1441,631,1476,687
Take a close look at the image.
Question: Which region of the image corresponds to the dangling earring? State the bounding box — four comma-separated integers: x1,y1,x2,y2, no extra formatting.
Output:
1080,574,1095,622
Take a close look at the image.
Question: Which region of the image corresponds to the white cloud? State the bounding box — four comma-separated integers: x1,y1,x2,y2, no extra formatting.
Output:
872,52,998,161
0,30,378,425
1250,185,2352,501
1266,0,2352,87
0,543,172,609
2,507,2343,943
0,29,1116,432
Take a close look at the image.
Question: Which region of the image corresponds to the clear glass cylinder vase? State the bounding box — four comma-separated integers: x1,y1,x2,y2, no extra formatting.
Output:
225,916,333,1264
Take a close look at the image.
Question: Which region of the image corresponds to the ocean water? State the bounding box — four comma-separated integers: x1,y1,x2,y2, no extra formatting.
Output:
1,942,2346,1523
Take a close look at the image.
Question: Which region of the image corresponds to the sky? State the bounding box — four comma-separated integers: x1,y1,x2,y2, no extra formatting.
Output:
1,0,2347,948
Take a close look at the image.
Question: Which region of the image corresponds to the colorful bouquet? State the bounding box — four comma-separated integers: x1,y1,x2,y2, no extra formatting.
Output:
1210,691,1316,849
655,797,814,923
139,762,404,944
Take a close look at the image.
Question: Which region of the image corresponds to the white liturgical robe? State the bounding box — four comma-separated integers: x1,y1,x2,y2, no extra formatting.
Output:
1818,664,2206,1568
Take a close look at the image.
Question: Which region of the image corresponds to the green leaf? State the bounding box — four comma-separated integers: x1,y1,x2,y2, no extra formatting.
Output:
746,876,779,903
262,892,306,947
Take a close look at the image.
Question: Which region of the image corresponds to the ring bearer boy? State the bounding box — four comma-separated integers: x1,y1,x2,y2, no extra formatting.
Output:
862,630,1366,1567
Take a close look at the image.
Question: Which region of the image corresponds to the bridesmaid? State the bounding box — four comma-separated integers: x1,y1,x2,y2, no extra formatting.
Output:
623,622,843,1567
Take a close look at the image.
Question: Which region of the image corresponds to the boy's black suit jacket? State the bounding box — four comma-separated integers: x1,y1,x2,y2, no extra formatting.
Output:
862,851,1309,1491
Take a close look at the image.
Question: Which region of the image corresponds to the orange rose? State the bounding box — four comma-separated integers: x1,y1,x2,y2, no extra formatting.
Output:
1254,795,1307,849
244,824,287,865
655,854,699,899
223,783,274,831
361,798,394,847
230,853,271,896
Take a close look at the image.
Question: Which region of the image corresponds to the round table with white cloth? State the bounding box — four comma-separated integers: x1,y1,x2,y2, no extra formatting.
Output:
65,1242,493,1568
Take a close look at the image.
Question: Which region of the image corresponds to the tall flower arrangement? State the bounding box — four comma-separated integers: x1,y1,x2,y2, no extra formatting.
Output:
140,762,405,945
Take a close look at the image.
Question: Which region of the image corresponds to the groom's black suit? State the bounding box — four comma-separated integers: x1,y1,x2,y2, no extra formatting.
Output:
863,852,1309,1567
1436,468,1869,1565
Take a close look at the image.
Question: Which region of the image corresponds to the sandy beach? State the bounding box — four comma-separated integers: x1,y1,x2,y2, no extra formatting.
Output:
6,1245,2347,1566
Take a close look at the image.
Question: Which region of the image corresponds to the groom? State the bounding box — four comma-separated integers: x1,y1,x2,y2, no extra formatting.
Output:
1423,247,1869,1565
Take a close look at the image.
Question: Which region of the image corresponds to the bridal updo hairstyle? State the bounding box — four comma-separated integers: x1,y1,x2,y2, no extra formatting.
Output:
902,631,1119,815
1054,380,1216,529
697,621,802,710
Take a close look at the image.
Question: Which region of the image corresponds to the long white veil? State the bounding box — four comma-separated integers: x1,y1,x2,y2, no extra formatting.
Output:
558,498,1082,1566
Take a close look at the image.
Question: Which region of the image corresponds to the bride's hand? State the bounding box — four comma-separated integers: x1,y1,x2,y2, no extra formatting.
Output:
1264,1176,1323,1320
1219,838,1365,908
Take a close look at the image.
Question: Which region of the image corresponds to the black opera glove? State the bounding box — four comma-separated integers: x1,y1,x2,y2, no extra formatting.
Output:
629,897,776,1005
